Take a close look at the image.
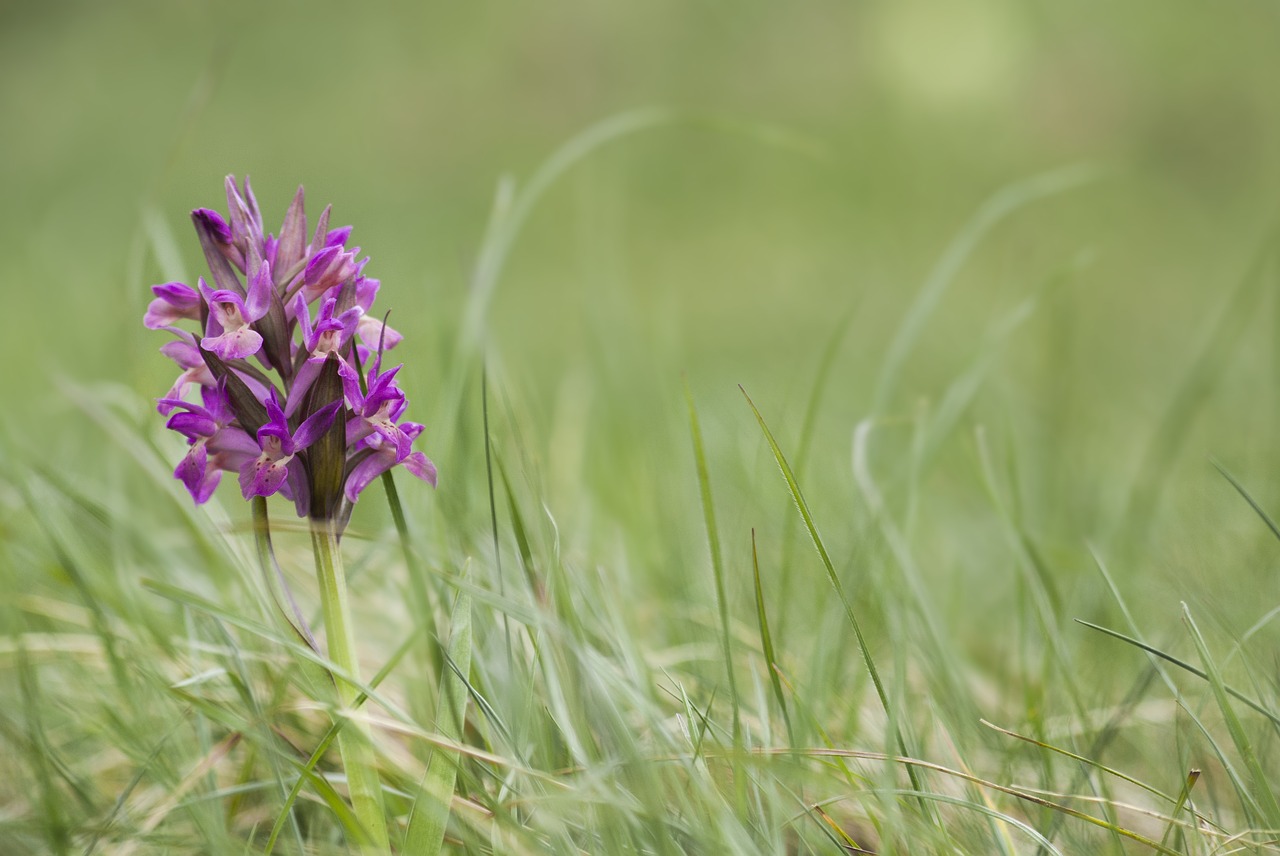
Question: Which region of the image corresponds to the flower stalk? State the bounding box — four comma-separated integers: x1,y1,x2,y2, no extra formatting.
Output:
146,177,440,850
311,519,390,854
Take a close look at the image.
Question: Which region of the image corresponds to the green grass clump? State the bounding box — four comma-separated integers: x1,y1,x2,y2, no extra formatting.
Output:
6,135,1280,852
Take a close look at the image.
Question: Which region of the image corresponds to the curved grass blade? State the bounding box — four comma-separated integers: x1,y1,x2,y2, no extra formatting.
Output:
460,108,678,353
813,791,1062,856
250,496,317,652
980,719,1216,830
1075,619,1280,729
871,163,1101,415
1119,230,1278,545
684,378,741,750
745,747,1183,855
262,625,426,855
739,385,925,800
1181,603,1280,827
776,302,858,598
403,577,473,855
752,529,793,746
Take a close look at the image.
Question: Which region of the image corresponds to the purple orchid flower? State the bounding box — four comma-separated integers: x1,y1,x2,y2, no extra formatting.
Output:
240,390,341,500
148,177,436,523
158,330,216,413
338,358,415,460
345,422,437,503
286,294,361,416
144,283,202,330
351,277,403,351
161,384,257,503
198,251,273,360
303,243,365,302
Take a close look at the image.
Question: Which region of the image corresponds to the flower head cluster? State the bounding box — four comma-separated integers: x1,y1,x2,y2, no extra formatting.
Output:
146,177,436,525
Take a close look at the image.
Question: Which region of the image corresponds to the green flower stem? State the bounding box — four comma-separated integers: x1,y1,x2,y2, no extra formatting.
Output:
311,519,390,854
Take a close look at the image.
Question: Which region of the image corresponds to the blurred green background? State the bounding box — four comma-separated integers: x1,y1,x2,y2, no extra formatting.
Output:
5,0,1280,631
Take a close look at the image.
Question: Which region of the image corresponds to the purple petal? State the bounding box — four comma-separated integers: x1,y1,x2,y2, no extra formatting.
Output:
337,359,366,411
201,382,235,423
401,451,438,488
345,413,374,448
244,246,273,322
159,365,214,413
166,410,218,440
208,441,256,476
353,276,379,310
159,336,203,370
325,225,353,248
292,293,315,346
209,426,260,457
175,441,219,502
361,362,401,401
192,208,232,244
239,454,290,499
193,208,246,280
242,176,262,228
144,283,202,329
363,369,405,416
192,469,221,504
286,458,311,518
304,245,338,287
201,327,263,361
368,421,411,460
263,234,279,269
266,387,286,417
225,175,262,248
335,305,362,338
194,283,223,341
343,449,396,503
197,277,218,307
292,400,342,450
285,357,322,417
204,288,248,313
356,314,403,351
255,391,295,453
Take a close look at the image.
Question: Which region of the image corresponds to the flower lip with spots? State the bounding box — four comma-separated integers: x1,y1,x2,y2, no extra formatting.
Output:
239,390,341,500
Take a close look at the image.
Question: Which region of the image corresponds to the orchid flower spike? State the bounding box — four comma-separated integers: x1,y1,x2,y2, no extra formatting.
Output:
145,176,436,527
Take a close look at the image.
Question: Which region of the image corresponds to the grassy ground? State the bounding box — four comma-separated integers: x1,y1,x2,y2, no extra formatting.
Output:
5,1,1280,853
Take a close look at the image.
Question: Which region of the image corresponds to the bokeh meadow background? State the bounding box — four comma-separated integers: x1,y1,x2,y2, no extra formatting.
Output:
6,1,1280,853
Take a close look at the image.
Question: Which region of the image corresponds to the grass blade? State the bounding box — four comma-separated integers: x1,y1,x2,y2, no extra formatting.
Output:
739,384,924,799
1157,769,1201,854
1119,231,1277,545
262,626,425,855
871,164,1100,414
404,576,473,855
752,529,793,746
1181,603,1280,827
1075,619,1280,729
683,377,741,750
